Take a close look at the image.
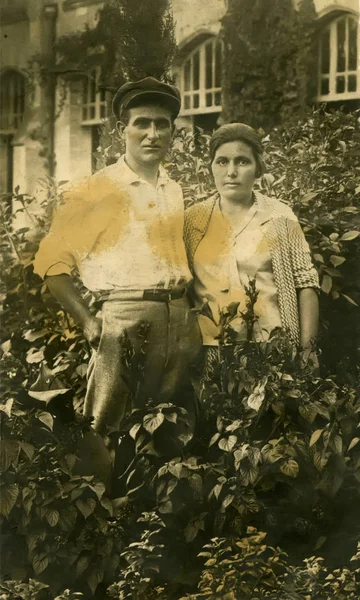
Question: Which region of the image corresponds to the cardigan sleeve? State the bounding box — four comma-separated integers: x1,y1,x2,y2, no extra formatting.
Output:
286,218,320,290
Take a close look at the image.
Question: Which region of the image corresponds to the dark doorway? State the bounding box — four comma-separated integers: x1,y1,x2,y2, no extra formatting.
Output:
0,135,13,205
193,112,221,134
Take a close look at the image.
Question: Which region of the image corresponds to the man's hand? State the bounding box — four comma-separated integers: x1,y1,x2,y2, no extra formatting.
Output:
82,316,103,349
45,275,103,350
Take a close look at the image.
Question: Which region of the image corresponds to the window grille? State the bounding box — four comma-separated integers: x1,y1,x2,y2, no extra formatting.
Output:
0,70,26,133
81,70,108,124
180,37,223,115
318,14,358,101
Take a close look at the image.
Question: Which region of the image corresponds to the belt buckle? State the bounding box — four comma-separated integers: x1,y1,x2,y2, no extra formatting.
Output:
163,288,172,302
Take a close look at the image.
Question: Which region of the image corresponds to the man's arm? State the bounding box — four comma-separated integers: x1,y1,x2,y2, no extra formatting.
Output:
298,287,319,369
45,274,102,348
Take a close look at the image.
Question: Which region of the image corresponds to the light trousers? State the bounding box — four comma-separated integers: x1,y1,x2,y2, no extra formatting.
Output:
83,295,202,434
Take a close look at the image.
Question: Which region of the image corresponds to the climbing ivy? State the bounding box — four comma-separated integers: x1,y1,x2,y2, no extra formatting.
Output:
221,0,317,129
55,0,177,93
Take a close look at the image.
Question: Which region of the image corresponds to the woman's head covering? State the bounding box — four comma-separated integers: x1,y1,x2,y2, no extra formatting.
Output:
209,123,266,178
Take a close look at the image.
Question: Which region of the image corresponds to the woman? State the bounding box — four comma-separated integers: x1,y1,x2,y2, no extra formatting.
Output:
184,123,319,375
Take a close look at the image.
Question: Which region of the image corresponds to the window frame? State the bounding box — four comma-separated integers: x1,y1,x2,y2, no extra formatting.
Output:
317,13,359,102
0,70,26,135
179,37,223,116
81,69,109,126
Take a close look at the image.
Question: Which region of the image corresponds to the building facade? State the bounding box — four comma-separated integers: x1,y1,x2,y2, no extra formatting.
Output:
0,0,359,198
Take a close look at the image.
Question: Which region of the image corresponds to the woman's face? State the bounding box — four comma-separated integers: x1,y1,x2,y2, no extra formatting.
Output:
211,140,257,202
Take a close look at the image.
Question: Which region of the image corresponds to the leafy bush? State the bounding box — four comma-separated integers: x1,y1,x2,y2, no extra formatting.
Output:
1,107,359,598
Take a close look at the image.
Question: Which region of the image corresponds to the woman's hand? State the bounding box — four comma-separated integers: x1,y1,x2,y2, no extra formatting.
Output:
82,315,103,349
300,346,319,374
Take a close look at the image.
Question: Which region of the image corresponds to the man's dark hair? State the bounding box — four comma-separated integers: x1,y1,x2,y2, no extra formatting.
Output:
118,96,176,126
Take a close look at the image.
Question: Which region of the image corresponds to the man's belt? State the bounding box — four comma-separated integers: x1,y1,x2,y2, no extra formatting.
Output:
96,286,188,304
142,286,187,302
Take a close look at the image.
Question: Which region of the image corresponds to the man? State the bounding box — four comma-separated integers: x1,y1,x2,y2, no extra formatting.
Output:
34,77,201,447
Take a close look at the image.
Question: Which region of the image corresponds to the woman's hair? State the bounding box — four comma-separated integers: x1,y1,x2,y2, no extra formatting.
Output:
209,123,266,178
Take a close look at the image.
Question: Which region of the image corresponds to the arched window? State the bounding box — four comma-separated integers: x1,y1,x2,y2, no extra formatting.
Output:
318,14,358,101
180,37,223,115
0,70,26,133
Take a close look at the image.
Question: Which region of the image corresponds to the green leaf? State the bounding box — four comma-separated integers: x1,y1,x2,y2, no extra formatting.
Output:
188,473,203,495
299,403,318,423
205,558,217,566
280,459,299,478
348,437,360,451
240,462,258,485
76,555,91,578
159,499,173,514
330,434,343,454
19,442,35,460
168,462,183,479
247,379,267,411
184,523,199,543
221,494,234,510
29,389,70,403
164,411,177,423
0,439,20,471
167,479,178,495
46,509,59,527
209,432,220,446
341,294,358,307
314,451,328,472
218,435,237,452
76,363,88,378
314,536,327,550
37,412,54,430
76,497,96,519
90,481,106,501
87,567,104,594
23,328,48,342
234,445,249,470
0,398,14,418
100,497,113,515
309,429,323,447
321,274,332,294
339,230,359,241
143,412,164,434
225,419,242,432
301,191,318,203
0,484,19,517
33,553,49,575
26,347,45,364
1,339,12,354
329,255,345,267
129,423,142,439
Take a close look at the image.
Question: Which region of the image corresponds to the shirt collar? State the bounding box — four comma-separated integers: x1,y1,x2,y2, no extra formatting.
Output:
115,155,170,187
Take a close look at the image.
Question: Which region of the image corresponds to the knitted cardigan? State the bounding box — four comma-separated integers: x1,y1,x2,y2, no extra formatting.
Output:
184,192,319,346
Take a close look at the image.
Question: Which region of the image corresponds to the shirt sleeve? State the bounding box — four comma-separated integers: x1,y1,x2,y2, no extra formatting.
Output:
33,179,90,279
286,218,320,289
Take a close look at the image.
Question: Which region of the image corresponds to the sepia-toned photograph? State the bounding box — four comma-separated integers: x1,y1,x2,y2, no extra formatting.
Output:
0,0,359,598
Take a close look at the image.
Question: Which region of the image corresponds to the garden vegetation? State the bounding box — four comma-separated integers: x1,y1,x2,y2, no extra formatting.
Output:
1,107,359,599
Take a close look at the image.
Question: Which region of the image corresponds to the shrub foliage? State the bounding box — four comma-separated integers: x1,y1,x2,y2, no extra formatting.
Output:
0,107,359,598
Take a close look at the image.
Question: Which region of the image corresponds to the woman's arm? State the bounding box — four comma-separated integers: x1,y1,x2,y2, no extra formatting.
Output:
298,287,319,369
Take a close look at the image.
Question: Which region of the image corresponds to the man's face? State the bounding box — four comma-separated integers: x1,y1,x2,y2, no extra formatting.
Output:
121,105,173,166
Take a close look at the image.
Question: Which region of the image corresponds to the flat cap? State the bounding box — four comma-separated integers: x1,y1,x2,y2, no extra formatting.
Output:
112,76,181,120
